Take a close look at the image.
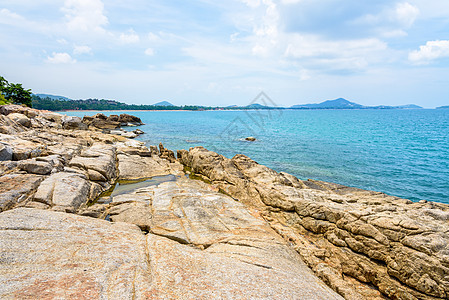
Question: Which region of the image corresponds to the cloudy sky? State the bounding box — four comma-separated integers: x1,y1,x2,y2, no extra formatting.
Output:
0,0,448,107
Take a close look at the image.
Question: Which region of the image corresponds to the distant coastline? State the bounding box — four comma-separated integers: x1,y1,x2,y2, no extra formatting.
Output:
33,94,428,111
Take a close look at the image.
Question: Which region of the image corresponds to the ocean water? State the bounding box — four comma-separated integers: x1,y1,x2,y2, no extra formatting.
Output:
63,109,449,204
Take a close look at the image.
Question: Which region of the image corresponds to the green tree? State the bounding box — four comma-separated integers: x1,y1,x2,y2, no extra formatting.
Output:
0,93,8,105
3,83,32,107
0,76,11,105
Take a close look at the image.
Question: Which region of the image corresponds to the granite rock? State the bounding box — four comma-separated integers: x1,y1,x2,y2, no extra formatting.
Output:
33,172,91,212
69,144,118,183
0,208,152,299
0,173,44,212
178,146,449,299
0,143,13,161
7,113,31,128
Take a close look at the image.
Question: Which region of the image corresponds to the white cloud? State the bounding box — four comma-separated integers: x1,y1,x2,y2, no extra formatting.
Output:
0,8,23,22
148,32,160,42
46,52,76,64
73,45,92,55
381,29,408,38
353,2,419,37
241,0,261,8
409,40,449,64
62,0,108,32
283,35,388,72
119,29,140,44
144,48,154,56
395,2,420,27
284,35,387,58
280,0,302,4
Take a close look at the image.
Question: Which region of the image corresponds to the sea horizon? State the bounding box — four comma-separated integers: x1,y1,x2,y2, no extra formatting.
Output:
63,108,449,204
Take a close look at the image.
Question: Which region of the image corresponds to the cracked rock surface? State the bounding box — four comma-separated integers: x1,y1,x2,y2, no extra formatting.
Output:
178,146,449,300
0,105,344,299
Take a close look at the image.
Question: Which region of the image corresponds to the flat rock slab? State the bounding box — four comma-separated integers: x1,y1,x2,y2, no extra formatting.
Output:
147,232,341,299
110,177,342,299
0,208,152,299
117,153,182,180
0,207,342,299
0,173,43,212
33,172,91,211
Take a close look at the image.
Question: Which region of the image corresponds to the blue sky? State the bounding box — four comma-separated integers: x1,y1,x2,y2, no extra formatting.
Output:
0,0,448,108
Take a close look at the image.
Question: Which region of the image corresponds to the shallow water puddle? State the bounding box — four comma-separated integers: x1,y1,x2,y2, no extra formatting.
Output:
91,174,178,206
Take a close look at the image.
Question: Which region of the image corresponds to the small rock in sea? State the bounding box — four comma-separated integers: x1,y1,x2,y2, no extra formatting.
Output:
245,137,256,142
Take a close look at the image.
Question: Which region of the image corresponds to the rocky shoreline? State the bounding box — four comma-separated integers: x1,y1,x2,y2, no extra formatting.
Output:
0,104,447,299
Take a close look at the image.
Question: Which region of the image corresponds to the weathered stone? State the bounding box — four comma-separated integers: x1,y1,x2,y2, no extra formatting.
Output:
107,114,119,122
18,159,52,175
0,114,26,134
0,173,43,212
0,208,152,299
159,143,176,163
33,172,91,211
62,115,87,130
178,146,449,299
7,113,31,128
118,113,143,125
69,144,117,182
0,133,46,160
0,161,17,176
109,200,152,231
0,104,34,117
117,152,182,180
0,143,13,161
147,233,341,299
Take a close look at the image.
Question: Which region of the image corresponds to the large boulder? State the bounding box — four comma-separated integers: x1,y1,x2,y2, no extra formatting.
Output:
62,116,87,130
0,114,27,134
69,144,118,183
18,155,64,175
7,113,31,128
33,172,91,212
0,173,44,212
82,114,120,130
0,104,39,118
118,113,143,125
0,144,13,161
0,208,152,299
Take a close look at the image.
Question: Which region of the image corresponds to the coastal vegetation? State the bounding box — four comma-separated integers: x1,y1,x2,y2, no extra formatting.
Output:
31,95,212,111
0,76,32,107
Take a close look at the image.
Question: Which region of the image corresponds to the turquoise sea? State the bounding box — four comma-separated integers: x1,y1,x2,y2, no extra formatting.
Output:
64,109,449,204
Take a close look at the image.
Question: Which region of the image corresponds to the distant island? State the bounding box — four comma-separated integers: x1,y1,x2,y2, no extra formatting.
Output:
31,94,424,111
35,94,72,101
437,105,449,109
290,98,422,110
153,101,174,106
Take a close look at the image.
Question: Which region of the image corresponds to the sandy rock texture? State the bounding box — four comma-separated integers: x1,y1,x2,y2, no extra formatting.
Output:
0,105,344,299
178,146,449,300
0,208,153,299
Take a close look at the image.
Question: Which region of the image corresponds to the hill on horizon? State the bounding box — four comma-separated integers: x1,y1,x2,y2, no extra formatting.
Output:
35,94,72,101
291,98,364,109
153,101,174,106
290,98,423,110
